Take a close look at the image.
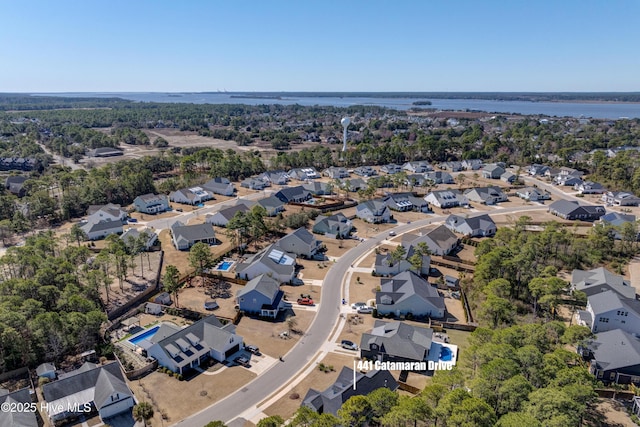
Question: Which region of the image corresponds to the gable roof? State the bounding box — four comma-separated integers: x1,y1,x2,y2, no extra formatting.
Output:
599,212,636,227
377,271,445,310
275,186,311,203
549,199,606,217
572,267,636,299
445,214,496,234
302,367,398,415
361,320,433,360
170,221,215,243
236,243,296,277
237,274,280,299
211,204,250,222
588,329,640,372
588,290,640,316
0,388,37,427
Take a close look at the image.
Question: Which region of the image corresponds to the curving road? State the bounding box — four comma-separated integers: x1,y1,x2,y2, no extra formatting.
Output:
173,204,550,426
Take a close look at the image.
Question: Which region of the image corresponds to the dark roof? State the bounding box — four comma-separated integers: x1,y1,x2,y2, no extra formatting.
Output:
275,186,311,203
302,367,398,415
237,274,281,300
588,329,640,372
0,388,37,427
213,204,249,221
171,221,216,242
549,199,606,217
572,267,635,299
376,271,445,311
361,320,433,361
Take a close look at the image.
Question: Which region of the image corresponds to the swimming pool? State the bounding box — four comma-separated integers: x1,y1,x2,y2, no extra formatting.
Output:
129,325,160,346
440,347,453,362
215,260,235,271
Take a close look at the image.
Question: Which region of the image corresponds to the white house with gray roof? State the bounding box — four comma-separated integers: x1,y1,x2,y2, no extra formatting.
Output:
86,203,127,223
170,221,216,250
236,274,285,318
462,159,483,170
277,227,322,258
42,361,134,422
302,181,332,196
241,177,268,190
169,187,213,205
356,199,391,223
577,290,640,335
120,227,158,250
323,166,349,179
202,177,236,196
313,213,354,238
80,218,123,240
146,316,243,374
403,225,459,256
238,196,285,216
603,191,640,207
206,204,250,227
288,167,319,181
375,271,445,318
258,170,289,185
381,163,402,174
482,163,505,179
133,193,170,214
598,212,639,240
577,181,606,195
516,187,551,202
445,214,497,237
360,321,435,363
403,161,432,173
353,166,377,177
571,267,636,299
425,171,454,184
236,243,297,283
424,190,468,209
464,187,508,205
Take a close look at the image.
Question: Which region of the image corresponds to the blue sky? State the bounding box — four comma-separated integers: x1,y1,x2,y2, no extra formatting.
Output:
1,0,639,92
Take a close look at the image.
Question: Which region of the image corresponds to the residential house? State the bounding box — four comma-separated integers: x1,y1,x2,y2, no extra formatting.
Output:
544,167,562,180
313,213,354,238
353,166,377,177
154,292,172,305
133,193,170,214
86,203,128,223
170,221,216,250
571,267,636,299
323,166,349,179
516,187,551,202
120,227,158,250
202,177,236,196
302,181,332,196
206,204,250,227
440,161,463,172
374,248,431,277
425,171,455,184
274,186,312,204
581,329,640,385
235,243,297,283
445,214,497,237
598,212,639,240
481,164,505,179
375,271,445,318
169,187,213,205
0,156,39,171
356,199,391,223
236,274,285,318
424,190,468,209
403,225,459,256
527,164,550,176
278,227,322,258
603,191,640,207
462,159,483,170
360,321,434,363
238,196,285,216
464,187,508,205
380,163,403,174
548,200,606,221
258,170,289,186
341,177,367,192
559,176,584,187
42,361,134,422
288,167,319,181
577,290,640,335
80,218,123,240
302,367,398,416
4,175,28,197
403,161,432,173
241,177,268,190
146,316,243,375
577,181,606,194
383,193,415,212
405,174,429,187
500,171,516,183
0,388,38,427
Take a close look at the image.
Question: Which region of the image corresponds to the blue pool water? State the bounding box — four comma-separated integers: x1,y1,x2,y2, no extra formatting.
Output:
440,347,453,362
197,203,205,207
129,325,160,346
218,261,233,271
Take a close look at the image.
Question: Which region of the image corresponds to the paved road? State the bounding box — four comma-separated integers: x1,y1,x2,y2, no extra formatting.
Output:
172,204,549,426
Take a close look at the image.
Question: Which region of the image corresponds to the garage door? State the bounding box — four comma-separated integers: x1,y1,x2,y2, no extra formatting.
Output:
225,344,240,358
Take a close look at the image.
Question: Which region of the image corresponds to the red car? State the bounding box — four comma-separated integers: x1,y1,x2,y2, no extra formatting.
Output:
297,297,314,306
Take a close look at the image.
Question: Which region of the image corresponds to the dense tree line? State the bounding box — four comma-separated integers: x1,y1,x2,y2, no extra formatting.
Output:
0,232,106,372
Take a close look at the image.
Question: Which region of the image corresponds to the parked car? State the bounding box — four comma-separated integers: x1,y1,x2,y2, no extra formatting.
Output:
357,306,373,314
234,356,250,367
128,218,138,223
341,340,358,351
351,302,367,310
297,297,314,306
246,345,260,355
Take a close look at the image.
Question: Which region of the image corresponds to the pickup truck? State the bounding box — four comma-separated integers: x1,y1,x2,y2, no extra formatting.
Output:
297,297,314,306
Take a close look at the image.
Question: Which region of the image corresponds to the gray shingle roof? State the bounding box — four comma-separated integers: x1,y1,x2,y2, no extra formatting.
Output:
237,274,280,299
361,320,433,361
171,222,216,242
376,271,445,310
588,329,640,372
589,290,640,317
0,388,37,427
572,267,636,299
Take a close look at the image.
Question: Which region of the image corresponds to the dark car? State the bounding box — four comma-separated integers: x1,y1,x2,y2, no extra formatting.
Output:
246,345,260,355
341,340,358,351
234,356,250,367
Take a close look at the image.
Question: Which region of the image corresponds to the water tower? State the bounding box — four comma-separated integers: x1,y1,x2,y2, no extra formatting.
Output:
340,117,350,152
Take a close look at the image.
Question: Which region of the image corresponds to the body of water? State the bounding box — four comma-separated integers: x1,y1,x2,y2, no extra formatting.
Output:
37,92,640,119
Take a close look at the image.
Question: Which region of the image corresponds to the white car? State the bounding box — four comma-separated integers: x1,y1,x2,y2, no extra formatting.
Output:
388,230,397,236
357,306,374,314
351,302,367,310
